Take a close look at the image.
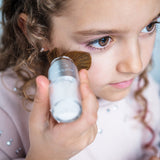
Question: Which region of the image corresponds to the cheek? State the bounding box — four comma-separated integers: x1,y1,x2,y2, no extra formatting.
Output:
87,56,113,88
88,62,103,86
141,49,152,69
140,36,155,69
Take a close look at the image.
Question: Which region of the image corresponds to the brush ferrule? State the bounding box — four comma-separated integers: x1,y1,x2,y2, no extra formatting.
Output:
48,56,78,83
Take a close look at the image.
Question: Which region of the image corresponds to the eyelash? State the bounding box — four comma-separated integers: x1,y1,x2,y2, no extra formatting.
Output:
85,20,160,51
86,36,113,51
141,21,160,34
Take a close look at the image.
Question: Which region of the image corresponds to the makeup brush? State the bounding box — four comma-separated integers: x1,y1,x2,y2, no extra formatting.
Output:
47,48,91,71
47,48,91,123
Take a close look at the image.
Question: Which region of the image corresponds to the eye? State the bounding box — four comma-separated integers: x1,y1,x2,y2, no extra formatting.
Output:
141,22,158,33
87,36,112,50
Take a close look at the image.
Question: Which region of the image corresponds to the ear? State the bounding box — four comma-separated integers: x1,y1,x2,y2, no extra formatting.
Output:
18,13,28,34
18,13,49,52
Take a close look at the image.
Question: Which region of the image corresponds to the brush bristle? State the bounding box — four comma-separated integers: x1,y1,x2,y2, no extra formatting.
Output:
47,48,91,71
47,48,60,64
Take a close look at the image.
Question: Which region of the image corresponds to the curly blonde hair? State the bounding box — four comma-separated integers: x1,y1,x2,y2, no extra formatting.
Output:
0,0,158,159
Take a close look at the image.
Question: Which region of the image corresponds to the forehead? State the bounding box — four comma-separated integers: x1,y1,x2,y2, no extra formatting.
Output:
61,0,160,30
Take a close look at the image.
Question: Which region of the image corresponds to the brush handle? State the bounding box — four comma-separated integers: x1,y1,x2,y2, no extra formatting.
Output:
48,56,82,123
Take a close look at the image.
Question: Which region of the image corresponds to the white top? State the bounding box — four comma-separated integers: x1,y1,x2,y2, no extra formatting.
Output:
71,76,160,160
0,69,160,160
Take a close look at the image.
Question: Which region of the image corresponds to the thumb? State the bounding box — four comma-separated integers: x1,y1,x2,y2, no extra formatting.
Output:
30,75,50,129
79,69,99,114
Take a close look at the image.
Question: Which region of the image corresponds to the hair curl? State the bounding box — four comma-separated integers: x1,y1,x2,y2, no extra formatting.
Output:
0,0,158,159
134,69,158,158
0,0,68,99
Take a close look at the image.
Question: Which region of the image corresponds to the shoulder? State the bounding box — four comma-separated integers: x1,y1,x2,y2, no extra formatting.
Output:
0,107,26,159
0,68,30,158
0,68,21,106
0,68,30,118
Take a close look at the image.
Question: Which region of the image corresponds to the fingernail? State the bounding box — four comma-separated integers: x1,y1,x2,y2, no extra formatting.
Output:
36,76,42,90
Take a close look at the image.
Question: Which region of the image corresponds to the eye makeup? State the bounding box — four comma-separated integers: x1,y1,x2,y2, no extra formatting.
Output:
142,19,160,31
86,36,113,51
84,16,160,51
72,13,160,53
140,17,160,37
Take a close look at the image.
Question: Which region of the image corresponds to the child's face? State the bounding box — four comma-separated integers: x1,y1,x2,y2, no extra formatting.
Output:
48,0,160,101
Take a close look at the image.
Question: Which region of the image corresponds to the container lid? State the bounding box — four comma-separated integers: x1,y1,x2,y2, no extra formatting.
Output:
48,56,79,82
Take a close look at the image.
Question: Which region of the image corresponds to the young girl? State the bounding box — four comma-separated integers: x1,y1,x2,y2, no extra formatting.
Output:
0,0,160,159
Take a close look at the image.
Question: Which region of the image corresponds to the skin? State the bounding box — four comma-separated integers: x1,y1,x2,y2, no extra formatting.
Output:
49,0,160,101
26,71,98,160
25,0,160,159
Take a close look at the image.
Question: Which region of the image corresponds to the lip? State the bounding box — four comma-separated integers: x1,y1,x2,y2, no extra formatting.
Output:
109,79,134,89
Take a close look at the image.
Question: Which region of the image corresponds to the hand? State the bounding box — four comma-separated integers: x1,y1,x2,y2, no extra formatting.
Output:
150,156,160,160
26,69,99,160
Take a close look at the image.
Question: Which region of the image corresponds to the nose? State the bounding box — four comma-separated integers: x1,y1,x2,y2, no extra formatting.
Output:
116,38,143,74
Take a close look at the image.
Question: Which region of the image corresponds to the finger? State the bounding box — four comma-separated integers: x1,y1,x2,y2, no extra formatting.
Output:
30,75,51,129
76,124,98,151
62,69,98,134
86,124,98,145
79,69,99,115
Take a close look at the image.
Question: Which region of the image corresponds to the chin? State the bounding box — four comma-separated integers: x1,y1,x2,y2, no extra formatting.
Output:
99,88,131,102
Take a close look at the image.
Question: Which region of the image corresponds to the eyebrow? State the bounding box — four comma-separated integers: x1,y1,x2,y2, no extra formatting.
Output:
74,29,121,36
152,13,160,21
74,12,160,36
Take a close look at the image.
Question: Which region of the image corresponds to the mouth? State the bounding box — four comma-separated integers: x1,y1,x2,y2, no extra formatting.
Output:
109,78,134,89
